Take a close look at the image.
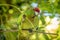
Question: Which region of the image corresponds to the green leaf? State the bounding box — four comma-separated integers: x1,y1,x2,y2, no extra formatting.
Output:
43,34,50,40
17,13,24,24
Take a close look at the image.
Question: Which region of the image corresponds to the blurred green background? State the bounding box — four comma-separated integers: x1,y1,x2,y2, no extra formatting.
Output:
0,0,60,40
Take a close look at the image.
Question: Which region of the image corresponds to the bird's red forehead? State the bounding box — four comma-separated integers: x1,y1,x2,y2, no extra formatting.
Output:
33,7,40,13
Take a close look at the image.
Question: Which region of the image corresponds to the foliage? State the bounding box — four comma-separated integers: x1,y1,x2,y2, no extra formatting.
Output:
0,0,60,40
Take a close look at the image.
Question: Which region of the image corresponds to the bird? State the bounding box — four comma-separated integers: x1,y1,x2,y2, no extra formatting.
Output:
31,2,41,18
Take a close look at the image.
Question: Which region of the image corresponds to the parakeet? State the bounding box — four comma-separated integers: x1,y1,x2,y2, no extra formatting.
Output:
31,2,41,18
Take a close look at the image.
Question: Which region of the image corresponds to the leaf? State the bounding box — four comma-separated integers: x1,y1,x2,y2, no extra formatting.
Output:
43,34,50,40
17,13,24,24
4,32,17,40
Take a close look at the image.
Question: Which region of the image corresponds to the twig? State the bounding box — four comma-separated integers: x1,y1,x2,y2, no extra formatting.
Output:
0,29,58,35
